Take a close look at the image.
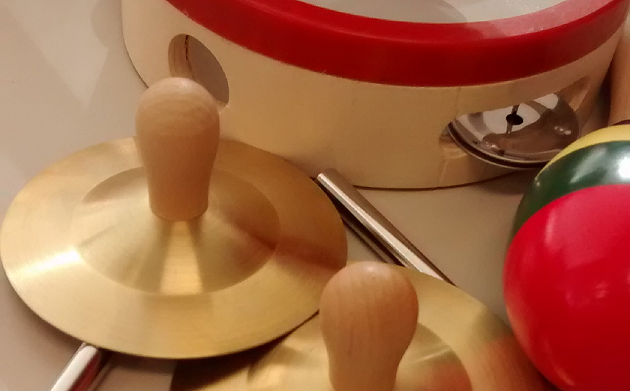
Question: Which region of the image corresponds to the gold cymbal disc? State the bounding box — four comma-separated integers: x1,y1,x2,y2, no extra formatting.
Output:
171,266,552,391
0,137,347,359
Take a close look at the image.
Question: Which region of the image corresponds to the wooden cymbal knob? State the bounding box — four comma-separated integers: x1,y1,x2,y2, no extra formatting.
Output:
135,77,220,221
320,262,419,391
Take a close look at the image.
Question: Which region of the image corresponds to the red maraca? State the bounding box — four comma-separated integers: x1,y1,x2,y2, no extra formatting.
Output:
504,19,630,391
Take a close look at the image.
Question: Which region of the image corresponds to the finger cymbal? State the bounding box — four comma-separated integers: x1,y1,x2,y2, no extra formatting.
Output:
0,77,347,359
171,262,553,391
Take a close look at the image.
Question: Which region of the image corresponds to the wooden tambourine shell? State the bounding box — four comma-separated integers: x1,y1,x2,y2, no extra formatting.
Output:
121,0,628,188
171,265,554,391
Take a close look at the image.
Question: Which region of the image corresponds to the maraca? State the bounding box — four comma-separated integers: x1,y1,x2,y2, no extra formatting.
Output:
504,18,630,391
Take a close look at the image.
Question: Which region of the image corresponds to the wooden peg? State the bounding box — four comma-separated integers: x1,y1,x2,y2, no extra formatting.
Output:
320,261,419,391
609,15,630,125
135,77,220,221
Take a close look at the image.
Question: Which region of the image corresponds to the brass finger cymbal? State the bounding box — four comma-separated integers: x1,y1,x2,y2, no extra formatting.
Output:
0,77,347,359
171,262,552,391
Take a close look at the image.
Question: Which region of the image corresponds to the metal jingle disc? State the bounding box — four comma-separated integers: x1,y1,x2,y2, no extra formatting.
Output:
0,137,347,359
448,93,580,169
170,265,553,391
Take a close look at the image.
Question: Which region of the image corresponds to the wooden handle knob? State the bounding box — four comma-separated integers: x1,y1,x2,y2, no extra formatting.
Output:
320,262,419,391
609,16,630,125
135,77,220,221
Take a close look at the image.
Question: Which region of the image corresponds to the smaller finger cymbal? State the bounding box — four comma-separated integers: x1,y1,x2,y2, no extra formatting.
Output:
171,262,553,391
0,77,347,359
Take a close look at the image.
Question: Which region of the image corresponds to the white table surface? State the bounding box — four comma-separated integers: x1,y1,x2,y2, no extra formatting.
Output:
0,0,610,390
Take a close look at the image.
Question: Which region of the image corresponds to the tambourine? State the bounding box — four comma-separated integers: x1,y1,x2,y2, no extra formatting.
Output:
121,0,629,188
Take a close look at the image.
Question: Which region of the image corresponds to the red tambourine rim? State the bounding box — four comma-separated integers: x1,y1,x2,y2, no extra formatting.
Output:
166,0,629,86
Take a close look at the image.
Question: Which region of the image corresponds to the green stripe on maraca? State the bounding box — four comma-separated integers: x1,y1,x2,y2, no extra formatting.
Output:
511,140,630,238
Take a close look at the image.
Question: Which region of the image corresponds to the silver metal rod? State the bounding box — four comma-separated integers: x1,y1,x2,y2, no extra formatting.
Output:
49,343,112,391
316,169,454,285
